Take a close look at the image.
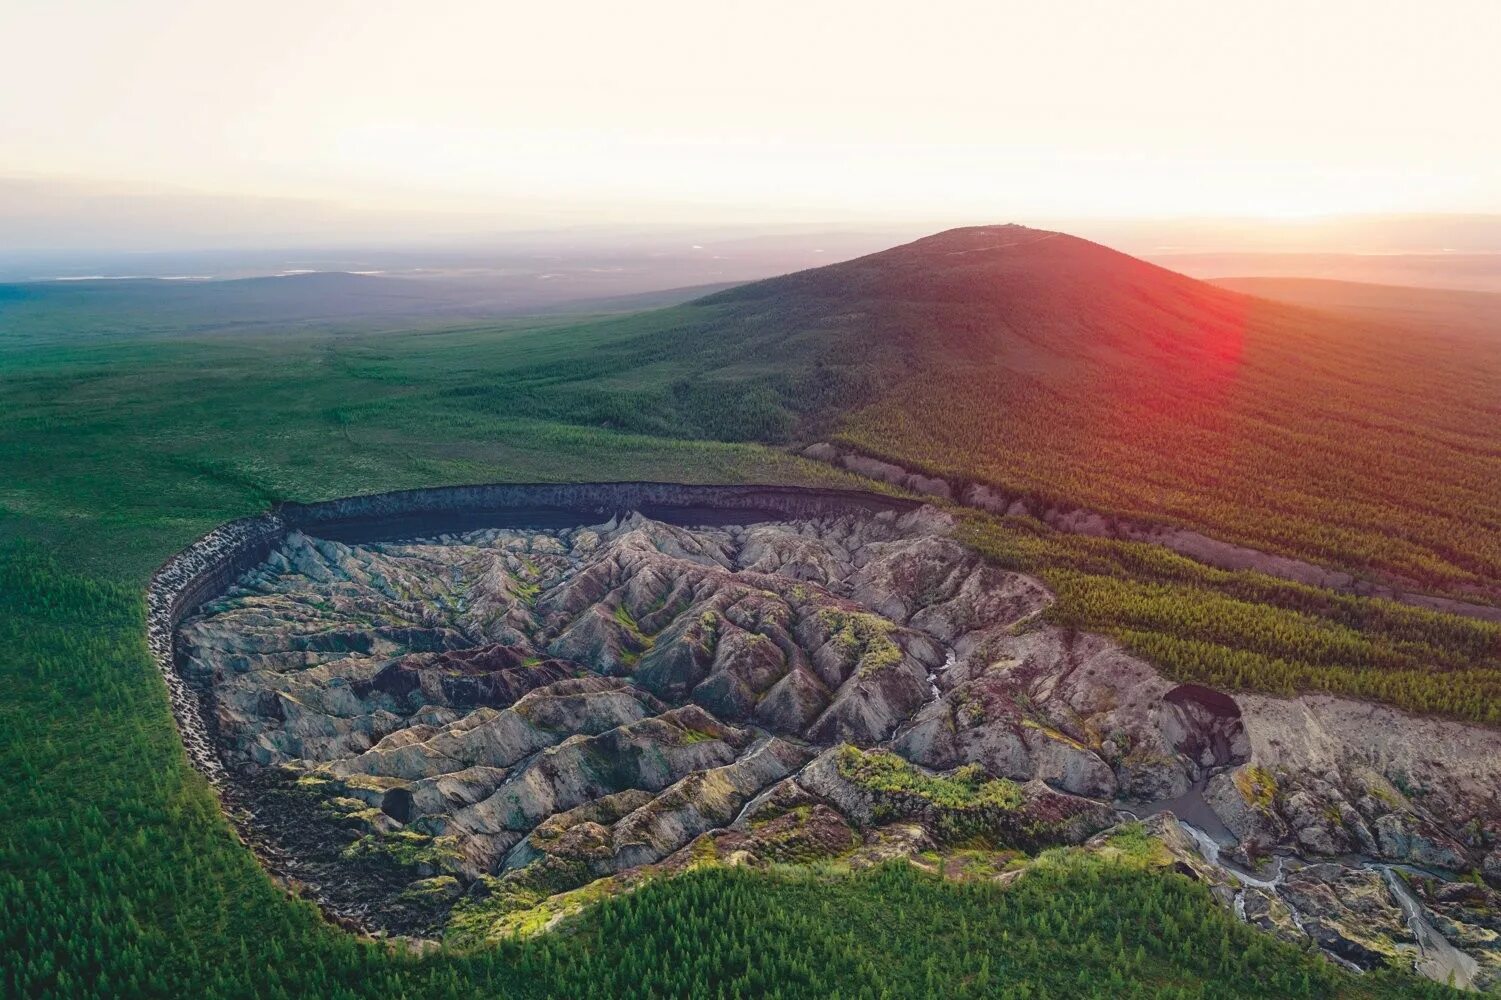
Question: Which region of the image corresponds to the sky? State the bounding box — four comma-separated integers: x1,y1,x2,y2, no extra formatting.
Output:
3,0,1500,249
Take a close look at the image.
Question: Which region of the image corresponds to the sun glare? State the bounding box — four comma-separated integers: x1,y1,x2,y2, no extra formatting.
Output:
2,0,1496,230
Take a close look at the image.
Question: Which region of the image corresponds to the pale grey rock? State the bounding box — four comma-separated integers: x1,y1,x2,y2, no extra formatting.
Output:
180,503,1501,970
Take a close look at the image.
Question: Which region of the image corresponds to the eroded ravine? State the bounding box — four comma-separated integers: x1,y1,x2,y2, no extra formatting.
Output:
162,495,1501,986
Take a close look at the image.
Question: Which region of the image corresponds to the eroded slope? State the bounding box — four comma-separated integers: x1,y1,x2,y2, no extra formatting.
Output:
181,507,1501,987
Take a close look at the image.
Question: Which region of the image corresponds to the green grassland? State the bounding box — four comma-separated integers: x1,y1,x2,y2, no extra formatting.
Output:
0,268,1483,996
0,311,850,578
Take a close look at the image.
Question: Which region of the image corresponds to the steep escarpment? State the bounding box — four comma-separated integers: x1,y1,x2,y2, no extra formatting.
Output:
176,503,1501,985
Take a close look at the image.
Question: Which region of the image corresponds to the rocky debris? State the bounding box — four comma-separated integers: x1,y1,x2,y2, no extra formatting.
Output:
1099,812,1493,989
1398,872,1501,988
177,504,1501,981
894,629,1252,803
1283,864,1418,966
1150,809,1498,991
1202,694,1501,875
180,508,1130,933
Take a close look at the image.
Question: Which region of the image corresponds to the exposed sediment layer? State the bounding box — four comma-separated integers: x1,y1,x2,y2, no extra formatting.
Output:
150,481,923,699
800,442,1501,623
147,512,288,782
144,483,920,918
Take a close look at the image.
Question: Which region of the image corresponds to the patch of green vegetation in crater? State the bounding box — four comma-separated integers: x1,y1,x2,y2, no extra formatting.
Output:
837,745,1022,811
1234,765,1278,812
612,603,657,668
342,829,462,869
817,608,904,676
673,724,721,746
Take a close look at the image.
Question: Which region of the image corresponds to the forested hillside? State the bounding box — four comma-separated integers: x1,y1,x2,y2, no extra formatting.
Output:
483,225,1501,604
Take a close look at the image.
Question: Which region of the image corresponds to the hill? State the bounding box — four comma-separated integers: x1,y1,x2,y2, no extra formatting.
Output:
1160,249,1501,292
1211,275,1501,337
0,271,739,353
540,225,1501,606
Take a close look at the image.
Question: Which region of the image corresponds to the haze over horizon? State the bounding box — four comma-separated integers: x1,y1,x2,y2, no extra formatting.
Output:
4,0,1500,255
14,4,1501,995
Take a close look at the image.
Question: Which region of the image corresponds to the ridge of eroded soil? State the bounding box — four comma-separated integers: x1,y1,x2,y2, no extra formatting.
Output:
181,507,1501,986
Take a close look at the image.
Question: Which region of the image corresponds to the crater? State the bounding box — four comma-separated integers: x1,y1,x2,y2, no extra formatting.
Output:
147,485,1501,986
164,487,1200,937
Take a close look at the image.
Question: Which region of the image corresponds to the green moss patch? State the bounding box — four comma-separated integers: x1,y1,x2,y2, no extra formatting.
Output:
837,746,1022,811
